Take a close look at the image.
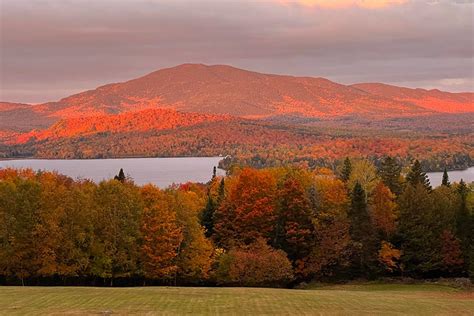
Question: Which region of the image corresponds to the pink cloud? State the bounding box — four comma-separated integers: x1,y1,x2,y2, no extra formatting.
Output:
278,0,409,9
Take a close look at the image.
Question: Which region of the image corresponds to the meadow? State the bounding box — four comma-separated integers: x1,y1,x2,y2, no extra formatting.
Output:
0,284,472,315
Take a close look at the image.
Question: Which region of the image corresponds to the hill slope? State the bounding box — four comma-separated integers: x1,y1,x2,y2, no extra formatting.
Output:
352,83,473,113
1,64,472,146
15,108,231,144
10,64,474,123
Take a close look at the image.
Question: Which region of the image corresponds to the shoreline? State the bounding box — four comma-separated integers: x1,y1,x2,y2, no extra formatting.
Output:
0,156,473,174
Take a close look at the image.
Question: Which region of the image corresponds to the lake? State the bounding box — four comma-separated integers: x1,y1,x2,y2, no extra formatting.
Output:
427,167,474,187
0,157,225,188
1,158,472,188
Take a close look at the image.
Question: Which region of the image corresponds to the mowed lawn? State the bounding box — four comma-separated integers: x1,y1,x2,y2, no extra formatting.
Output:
0,284,472,315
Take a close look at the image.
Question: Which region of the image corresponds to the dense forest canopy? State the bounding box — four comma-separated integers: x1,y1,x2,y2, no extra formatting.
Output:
0,157,472,287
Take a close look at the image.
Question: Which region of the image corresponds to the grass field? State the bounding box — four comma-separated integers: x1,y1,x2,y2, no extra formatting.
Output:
0,284,472,315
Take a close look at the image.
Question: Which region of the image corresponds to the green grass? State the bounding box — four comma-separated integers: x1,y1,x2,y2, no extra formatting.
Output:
0,284,472,315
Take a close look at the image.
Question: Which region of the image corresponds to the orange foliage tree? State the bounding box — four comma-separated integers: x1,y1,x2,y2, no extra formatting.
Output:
140,185,182,280
214,168,277,248
369,182,398,237
215,239,294,287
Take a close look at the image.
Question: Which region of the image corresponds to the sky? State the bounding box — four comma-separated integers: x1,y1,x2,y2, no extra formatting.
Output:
1,0,473,103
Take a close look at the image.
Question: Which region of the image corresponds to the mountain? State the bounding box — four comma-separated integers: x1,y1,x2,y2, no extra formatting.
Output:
1,64,473,145
38,64,437,119
0,102,56,132
351,83,473,113
8,63,472,124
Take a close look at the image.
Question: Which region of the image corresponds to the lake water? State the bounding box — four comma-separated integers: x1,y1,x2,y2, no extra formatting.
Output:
1,158,472,188
427,167,474,187
0,157,225,188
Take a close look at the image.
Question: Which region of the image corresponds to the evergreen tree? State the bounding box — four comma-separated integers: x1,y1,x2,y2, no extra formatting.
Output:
341,157,352,182
456,179,472,273
114,168,126,183
379,156,402,195
201,194,216,238
217,178,225,203
201,178,225,238
349,182,377,274
398,184,439,276
406,160,431,191
212,166,217,179
442,167,450,187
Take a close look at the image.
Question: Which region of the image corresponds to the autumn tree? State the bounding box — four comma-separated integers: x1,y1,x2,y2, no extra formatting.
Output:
90,180,143,284
31,172,98,280
273,175,314,262
348,160,379,198
213,168,277,248
300,176,351,278
378,241,402,273
369,182,397,238
140,185,182,280
0,177,42,285
56,180,96,279
440,230,464,275
170,189,213,282
215,239,294,287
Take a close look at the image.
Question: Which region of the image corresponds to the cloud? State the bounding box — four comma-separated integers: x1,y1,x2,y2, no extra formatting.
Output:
0,0,472,102
277,0,409,9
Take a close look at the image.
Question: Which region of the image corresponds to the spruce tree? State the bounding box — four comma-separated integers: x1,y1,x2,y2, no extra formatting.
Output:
456,179,472,273
441,167,450,187
379,156,402,195
217,178,225,203
341,157,352,182
114,168,126,183
398,184,438,276
201,194,216,238
406,160,431,191
202,178,225,238
349,182,377,274
212,166,217,179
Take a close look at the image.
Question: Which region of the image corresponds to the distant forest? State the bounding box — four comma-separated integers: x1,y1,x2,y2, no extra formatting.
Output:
2,114,474,173
0,157,472,287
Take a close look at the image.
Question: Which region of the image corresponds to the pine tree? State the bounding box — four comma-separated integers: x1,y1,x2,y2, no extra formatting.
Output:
456,179,472,273
202,178,226,238
379,156,402,195
201,194,216,238
341,157,352,182
442,167,450,187
406,160,431,191
349,182,377,274
398,184,439,276
217,178,225,203
212,166,217,179
114,168,126,183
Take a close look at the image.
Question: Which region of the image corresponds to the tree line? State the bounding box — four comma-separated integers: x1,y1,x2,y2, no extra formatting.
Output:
0,157,472,287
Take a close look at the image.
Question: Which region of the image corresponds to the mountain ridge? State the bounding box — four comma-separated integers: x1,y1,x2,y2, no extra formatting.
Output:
1,64,473,139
